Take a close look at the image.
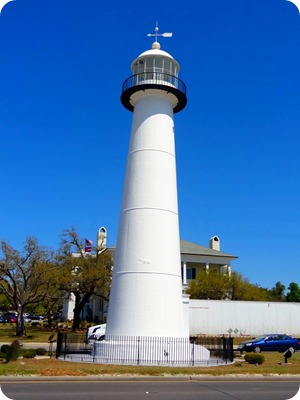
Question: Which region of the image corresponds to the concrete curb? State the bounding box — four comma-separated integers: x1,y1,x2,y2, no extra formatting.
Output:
1,375,300,382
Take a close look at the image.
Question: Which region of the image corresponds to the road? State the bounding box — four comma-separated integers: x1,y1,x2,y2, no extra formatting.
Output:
1,379,300,400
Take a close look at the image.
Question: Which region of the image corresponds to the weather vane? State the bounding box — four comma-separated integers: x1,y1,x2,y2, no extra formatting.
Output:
147,22,172,42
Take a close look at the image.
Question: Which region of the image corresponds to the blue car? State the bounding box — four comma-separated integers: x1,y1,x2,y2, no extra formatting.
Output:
237,334,300,353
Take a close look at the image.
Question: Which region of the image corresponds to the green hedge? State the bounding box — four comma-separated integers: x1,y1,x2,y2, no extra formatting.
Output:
35,347,47,356
22,349,36,359
0,342,48,361
244,353,265,364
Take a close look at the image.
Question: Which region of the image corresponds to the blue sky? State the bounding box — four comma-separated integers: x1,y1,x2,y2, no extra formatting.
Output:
0,0,299,290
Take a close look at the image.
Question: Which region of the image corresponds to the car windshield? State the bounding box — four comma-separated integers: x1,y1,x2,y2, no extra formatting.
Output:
252,335,268,341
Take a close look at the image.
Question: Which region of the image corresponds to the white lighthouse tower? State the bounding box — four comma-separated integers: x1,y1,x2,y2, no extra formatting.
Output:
106,26,188,339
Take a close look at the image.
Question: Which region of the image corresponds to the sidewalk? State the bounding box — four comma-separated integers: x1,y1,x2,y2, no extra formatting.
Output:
0,342,56,351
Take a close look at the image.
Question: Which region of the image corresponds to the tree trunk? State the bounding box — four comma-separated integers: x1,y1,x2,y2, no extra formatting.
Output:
72,299,82,331
72,292,91,331
46,310,53,329
16,305,26,337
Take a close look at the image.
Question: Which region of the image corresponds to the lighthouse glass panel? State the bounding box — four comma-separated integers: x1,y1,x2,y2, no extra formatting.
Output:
154,58,163,72
138,59,145,73
132,59,146,84
163,58,171,74
129,54,180,89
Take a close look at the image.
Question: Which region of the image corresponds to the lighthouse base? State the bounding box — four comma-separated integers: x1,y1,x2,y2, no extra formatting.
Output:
92,336,210,366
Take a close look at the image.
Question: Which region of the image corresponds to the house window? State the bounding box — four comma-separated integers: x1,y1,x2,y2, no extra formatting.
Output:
186,267,196,280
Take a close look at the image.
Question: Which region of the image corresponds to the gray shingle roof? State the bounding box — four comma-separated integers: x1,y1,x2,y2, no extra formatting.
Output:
180,240,238,259
108,240,238,259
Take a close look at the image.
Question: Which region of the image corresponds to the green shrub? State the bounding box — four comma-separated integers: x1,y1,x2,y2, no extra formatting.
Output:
35,347,47,356
1,345,10,354
22,349,36,359
1,342,21,362
244,353,265,364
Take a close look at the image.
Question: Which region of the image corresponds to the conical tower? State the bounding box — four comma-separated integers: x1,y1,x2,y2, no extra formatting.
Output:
106,27,187,338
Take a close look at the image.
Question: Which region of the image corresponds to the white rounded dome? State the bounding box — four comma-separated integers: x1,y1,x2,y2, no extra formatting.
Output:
137,47,174,60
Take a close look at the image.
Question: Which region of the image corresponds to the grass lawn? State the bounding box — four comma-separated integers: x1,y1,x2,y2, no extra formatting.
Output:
0,322,70,343
0,352,300,377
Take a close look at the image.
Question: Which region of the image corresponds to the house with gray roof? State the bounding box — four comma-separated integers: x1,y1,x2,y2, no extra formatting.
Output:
180,236,238,292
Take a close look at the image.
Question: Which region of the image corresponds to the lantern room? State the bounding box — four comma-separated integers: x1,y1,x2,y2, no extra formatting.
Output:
131,42,180,77
121,41,187,113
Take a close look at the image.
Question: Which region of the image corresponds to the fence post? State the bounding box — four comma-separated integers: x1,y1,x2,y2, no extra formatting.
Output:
56,332,62,358
137,336,140,365
190,336,196,366
222,336,234,362
228,337,234,362
63,333,68,360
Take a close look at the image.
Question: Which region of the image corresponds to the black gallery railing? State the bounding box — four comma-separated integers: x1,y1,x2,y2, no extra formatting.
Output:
122,72,187,95
56,333,233,366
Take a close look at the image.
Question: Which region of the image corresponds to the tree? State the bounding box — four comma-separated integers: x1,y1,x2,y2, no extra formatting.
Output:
286,282,300,302
0,292,10,311
188,270,270,301
269,281,286,301
0,237,61,336
226,272,249,300
57,228,113,331
188,270,230,300
236,281,269,301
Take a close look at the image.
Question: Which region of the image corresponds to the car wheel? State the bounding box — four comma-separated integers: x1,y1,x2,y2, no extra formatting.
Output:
97,335,105,341
253,346,261,353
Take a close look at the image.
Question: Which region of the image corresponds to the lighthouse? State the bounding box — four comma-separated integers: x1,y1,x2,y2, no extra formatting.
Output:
106,27,188,339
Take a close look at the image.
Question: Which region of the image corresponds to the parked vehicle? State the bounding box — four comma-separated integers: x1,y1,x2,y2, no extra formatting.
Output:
28,315,44,321
4,316,17,323
86,324,106,343
3,313,17,323
0,316,8,323
238,334,300,353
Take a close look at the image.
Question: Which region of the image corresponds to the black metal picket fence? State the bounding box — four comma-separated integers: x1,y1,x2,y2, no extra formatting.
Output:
56,332,233,366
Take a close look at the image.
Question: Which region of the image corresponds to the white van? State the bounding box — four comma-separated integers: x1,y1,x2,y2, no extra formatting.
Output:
86,323,106,342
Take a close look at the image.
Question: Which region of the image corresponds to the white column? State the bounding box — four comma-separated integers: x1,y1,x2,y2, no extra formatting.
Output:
205,262,209,274
228,265,232,277
62,293,75,321
220,264,229,275
183,261,187,285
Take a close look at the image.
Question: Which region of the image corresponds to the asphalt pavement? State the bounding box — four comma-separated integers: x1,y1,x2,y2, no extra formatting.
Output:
1,379,300,400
